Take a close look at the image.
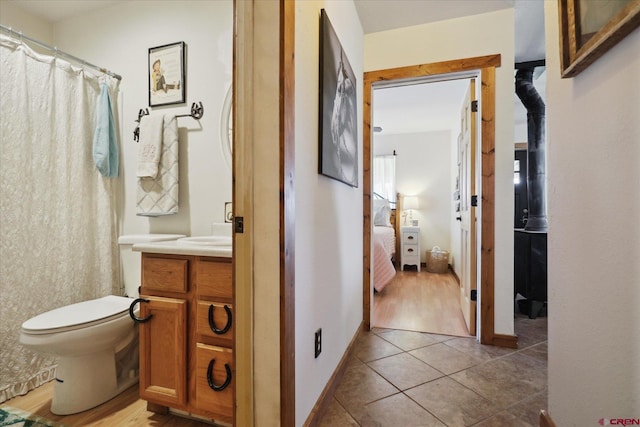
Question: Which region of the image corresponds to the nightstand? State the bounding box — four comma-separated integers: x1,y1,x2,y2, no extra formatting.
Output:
400,226,420,271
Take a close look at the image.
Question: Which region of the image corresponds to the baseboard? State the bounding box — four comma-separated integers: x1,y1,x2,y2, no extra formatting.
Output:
303,321,363,426
491,333,518,349
449,265,460,284
539,410,557,427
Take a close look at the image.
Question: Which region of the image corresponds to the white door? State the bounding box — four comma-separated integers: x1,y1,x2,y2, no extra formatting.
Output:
459,79,477,335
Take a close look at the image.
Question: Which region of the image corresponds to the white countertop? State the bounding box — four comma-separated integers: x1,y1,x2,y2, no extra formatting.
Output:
133,240,232,258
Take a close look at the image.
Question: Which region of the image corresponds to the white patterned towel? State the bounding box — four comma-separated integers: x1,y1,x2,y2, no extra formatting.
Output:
136,114,179,216
136,113,164,178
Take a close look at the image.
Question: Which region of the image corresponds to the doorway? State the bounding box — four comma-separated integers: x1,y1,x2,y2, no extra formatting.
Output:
363,54,515,347
371,77,473,337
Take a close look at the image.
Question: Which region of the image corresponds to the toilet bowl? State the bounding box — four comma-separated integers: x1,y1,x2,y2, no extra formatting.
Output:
20,296,139,415
19,234,184,415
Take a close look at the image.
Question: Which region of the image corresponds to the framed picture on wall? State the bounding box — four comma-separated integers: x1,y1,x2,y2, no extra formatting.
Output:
318,9,358,187
559,0,640,78
149,41,186,107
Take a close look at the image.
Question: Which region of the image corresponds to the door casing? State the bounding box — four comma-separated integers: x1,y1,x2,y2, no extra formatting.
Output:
363,55,517,347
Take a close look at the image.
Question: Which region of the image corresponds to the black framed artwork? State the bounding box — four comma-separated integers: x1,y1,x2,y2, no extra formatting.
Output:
319,9,358,187
149,41,185,107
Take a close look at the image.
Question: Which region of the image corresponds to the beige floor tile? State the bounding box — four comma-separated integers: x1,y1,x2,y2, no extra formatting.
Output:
406,377,499,426
514,315,547,349
354,331,404,362
409,343,483,375
361,393,446,427
318,309,548,426
334,358,399,422
471,411,532,426
443,337,516,360
375,329,441,351
422,333,459,344
368,352,444,390
505,389,548,426
520,342,547,363
450,352,547,408
318,398,359,427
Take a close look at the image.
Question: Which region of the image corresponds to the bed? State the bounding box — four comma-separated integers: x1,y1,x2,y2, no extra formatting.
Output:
372,194,401,291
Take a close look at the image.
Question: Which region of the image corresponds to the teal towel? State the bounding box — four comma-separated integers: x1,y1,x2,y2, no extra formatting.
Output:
93,83,118,177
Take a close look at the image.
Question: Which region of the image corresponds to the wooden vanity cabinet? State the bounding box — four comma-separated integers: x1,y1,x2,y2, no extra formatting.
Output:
138,253,234,424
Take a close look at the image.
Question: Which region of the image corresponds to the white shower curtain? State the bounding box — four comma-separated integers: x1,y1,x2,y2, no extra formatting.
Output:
0,35,121,402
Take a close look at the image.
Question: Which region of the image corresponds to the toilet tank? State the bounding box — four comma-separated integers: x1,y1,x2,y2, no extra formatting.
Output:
118,234,185,298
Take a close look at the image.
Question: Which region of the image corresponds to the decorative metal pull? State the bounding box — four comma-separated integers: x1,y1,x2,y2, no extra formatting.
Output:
207,359,232,392
208,304,232,335
408,248,414,253
129,298,152,323
408,236,414,240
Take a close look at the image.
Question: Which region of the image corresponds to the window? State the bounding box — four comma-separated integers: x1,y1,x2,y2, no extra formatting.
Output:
373,155,396,205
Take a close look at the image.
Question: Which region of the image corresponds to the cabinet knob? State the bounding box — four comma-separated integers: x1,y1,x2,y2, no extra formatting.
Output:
408,236,414,240
129,298,153,323
408,248,414,253
208,304,233,335
207,359,232,392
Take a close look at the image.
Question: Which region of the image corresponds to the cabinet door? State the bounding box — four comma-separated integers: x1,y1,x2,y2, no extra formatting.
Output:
195,343,234,421
139,296,187,407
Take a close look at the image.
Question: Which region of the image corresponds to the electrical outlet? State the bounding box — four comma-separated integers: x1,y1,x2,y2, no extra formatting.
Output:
314,328,322,358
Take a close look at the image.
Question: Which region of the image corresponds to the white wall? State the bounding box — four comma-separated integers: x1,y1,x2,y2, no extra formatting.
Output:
364,9,515,335
295,1,363,425
545,3,640,425
0,3,53,46
374,131,452,262
38,1,233,244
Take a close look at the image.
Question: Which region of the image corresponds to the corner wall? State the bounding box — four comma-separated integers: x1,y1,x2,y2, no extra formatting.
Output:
294,1,364,425
544,3,640,425
364,9,515,335
0,2,53,45
374,131,453,261
47,1,233,242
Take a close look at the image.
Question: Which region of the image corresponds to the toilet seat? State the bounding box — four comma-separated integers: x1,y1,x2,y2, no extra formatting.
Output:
22,295,133,335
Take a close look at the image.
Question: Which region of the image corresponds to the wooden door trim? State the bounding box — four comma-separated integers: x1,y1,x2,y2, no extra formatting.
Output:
233,0,255,424
363,54,506,346
280,0,296,425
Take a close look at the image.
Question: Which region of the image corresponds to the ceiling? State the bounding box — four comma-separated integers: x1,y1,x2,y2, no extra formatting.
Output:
5,0,124,22
8,0,545,136
357,0,545,136
10,0,545,62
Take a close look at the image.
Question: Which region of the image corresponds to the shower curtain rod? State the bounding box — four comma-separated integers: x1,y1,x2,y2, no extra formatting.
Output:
0,24,122,81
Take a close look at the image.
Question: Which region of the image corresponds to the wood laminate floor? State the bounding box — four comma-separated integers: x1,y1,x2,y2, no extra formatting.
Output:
2,382,215,426
373,269,471,337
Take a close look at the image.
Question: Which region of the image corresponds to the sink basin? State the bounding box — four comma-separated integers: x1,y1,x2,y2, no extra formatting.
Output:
176,236,232,247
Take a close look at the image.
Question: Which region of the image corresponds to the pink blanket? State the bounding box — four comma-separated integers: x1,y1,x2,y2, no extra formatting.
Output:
373,236,396,292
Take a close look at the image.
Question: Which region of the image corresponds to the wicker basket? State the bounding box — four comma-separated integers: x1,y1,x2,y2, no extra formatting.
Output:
426,247,449,274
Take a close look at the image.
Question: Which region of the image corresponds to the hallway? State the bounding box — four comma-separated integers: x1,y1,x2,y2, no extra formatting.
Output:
318,315,547,426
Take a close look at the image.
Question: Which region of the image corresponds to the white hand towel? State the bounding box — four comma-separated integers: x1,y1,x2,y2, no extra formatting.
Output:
136,113,164,178
136,114,179,216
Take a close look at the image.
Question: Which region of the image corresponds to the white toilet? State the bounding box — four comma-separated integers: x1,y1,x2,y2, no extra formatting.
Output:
19,234,184,415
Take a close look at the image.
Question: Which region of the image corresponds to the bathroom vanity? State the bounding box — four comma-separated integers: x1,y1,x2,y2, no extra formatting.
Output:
131,241,233,424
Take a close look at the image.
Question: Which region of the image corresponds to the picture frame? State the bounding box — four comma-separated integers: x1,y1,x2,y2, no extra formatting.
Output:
558,0,640,78
319,9,358,187
149,41,186,107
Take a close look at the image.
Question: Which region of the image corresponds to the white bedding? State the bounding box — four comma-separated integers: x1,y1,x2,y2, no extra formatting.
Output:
374,225,395,257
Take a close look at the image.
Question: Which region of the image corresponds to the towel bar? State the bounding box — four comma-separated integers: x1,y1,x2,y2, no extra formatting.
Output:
133,102,204,142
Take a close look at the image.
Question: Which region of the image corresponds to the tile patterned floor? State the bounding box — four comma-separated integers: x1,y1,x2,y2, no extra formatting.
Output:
318,315,547,427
